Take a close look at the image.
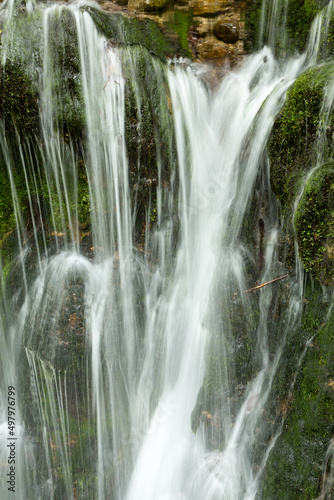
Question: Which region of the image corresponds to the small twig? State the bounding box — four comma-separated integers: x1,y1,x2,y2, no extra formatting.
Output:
101,77,111,91
244,273,289,293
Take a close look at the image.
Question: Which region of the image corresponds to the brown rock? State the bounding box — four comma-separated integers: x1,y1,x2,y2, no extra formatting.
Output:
193,0,231,16
197,39,231,60
214,20,239,42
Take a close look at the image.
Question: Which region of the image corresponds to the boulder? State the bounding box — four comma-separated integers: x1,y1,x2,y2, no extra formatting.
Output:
197,38,231,60
214,20,239,42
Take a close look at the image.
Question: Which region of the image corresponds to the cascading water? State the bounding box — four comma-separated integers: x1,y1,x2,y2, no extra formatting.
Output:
259,0,289,51
1,1,334,499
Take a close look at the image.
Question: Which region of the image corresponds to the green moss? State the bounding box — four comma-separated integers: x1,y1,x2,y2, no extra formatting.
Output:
269,63,334,211
286,0,321,54
295,163,334,284
269,63,334,283
0,59,39,137
0,162,15,238
168,10,193,58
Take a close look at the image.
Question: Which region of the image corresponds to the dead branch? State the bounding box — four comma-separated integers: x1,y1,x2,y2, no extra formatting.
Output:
244,273,289,293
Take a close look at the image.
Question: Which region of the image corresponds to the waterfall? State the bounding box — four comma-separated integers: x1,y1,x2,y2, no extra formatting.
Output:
259,0,289,51
0,1,333,499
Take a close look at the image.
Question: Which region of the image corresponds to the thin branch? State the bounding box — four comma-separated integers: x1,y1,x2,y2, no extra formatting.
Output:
244,273,289,293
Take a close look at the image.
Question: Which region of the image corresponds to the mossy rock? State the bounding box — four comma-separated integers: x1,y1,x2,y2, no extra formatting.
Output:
0,7,85,140
295,163,334,284
286,0,334,58
286,0,323,54
269,63,334,212
269,63,334,282
40,8,85,140
0,59,39,137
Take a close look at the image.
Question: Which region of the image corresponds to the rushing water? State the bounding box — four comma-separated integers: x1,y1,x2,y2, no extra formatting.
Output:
0,1,333,499
259,0,289,51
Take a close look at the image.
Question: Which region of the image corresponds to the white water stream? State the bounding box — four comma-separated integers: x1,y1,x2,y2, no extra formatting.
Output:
0,1,333,499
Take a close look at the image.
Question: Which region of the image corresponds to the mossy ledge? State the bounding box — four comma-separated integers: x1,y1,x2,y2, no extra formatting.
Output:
270,63,334,211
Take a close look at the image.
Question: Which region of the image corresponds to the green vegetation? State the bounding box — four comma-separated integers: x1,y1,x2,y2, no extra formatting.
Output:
168,10,193,58
286,0,321,54
0,60,39,137
269,63,334,210
245,0,330,56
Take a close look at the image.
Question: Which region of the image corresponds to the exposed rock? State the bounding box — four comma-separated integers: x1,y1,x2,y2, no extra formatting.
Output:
197,38,231,60
193,0,232,16
214,20,239,42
